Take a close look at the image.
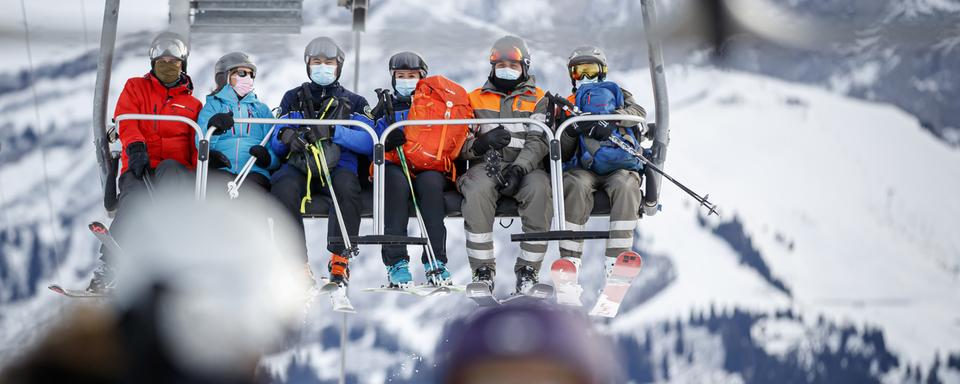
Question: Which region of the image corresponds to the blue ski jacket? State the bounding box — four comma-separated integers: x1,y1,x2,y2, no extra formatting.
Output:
197,86,279,178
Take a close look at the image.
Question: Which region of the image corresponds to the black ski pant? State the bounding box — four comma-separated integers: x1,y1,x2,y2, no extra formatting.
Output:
270,163,362,262
381,164,449,267
102,159,192,262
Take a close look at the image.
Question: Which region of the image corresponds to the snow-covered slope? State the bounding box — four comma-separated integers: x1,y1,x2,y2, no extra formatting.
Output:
2,0,960,383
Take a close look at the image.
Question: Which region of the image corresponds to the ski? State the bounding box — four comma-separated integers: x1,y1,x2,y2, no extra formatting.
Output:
502,283,555,305
319,281,356,313
589,251,644,318
363,284,465,297
49,221,121,298
465,282,500,307
88,221,123,258
48,284,108,298
465,282,555,306
551,258,584,306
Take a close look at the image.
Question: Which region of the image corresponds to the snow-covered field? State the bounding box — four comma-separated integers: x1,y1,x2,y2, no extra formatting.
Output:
2,0,959,382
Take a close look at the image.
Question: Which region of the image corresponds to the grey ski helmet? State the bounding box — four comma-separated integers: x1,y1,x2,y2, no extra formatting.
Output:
489,35,531,72
214,52,257,91
149,31,190,71
303,36,345,79
567,45,608,86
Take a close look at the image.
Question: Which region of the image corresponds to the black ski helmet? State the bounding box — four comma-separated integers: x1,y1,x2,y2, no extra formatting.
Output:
303,36,345,80
489,35,531,75
388,51,428,94
567,45,608,87
213,52,257,93
388,51,428,78
149,31,189,72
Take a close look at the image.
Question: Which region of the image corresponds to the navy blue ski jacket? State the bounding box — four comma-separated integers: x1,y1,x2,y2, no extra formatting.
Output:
269,81,371,174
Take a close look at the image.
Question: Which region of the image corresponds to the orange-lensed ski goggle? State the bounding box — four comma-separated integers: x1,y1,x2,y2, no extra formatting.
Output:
569,63,604,81
490,46,525,63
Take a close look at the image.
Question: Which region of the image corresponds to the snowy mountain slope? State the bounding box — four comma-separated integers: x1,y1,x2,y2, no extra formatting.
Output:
621,65,960,362
2,0,960,382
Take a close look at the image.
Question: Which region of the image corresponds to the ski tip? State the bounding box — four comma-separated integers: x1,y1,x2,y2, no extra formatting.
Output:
48,284,65,294
88,221,108,234
551,258,577,273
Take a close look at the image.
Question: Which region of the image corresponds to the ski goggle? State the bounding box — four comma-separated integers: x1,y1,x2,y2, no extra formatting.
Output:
233,69,256,79
304,42,342,63
569,63,603,81
149,39,188,61
489,46,525,63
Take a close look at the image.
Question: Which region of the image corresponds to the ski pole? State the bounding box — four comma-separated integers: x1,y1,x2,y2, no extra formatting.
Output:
143,173,156,201
227,125,276,199
607,135,719,216
312,140,357,258
548,93,720,216
396,148,444,285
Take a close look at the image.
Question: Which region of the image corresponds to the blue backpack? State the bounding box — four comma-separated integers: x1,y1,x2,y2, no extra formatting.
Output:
566,81,643,175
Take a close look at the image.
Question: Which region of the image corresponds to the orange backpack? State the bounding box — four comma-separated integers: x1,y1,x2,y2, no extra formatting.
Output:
385,75,474,179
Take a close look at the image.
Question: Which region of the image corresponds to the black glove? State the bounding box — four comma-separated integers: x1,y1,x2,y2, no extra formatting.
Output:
126,141,150,179
498,165,526,197
280,128,306,153
572,119,614,140
208,111,234,135
208,150,232,170
384,129,406,152
472,125,512,154
371,89,388,120
249,145,271,168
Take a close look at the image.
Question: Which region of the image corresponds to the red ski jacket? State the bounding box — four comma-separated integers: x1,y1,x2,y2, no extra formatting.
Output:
115,73,202,174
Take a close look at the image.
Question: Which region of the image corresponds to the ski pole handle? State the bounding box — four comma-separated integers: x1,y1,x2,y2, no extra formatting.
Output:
227,125,276,199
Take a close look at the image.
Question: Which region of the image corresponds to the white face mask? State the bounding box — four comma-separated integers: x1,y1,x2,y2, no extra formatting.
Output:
494,67,521,81
394,78,418,97
309,64,338,86
576,77,599,88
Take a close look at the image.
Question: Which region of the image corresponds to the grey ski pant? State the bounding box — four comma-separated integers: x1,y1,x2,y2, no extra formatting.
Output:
457,165,552,272
561,168,641,259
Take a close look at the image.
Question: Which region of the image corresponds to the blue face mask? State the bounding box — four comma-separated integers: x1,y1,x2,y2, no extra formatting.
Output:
494,67,521,81
309,64,338,86
576,77,599,88
394,78,418,97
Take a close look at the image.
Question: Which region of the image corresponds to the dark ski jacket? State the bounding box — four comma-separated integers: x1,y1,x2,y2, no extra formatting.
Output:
269,81,371,174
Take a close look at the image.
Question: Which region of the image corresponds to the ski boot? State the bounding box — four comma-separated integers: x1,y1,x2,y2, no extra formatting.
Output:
472,265,495,293
328,253,351,287
515,265,539,295
387,260,413,288
86,260,116,294
424,260,452,286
